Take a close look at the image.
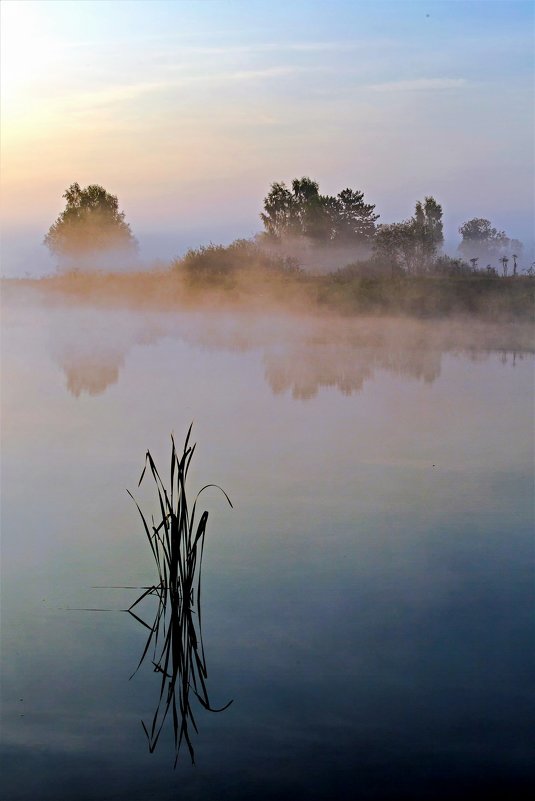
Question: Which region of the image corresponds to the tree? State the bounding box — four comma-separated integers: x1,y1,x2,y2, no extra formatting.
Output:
373,221,417,274
457,218,521,265
290,177,328,240
373,196,443,274
260,181,299,240
260,177,378,244
44,183,137,259
412,196,444,267
334,188,379,244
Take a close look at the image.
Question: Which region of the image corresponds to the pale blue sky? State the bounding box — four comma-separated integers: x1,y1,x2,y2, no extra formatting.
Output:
1,0,533,273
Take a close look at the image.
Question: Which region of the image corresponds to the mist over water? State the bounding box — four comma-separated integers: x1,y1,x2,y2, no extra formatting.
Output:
2,0,534,793
46,311,535,400
3,226,534,280
3,284,533,399
0,224,260,279
2,281,534,800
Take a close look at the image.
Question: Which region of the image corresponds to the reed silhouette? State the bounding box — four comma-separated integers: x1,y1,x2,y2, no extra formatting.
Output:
127,427,233,765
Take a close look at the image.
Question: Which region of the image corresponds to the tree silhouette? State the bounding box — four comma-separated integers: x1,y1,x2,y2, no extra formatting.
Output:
373,197,443,274
458,218,512,264
44,183,137,259
260,177,378,244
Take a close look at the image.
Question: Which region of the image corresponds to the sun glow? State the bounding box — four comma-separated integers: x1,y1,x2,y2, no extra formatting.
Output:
0,1,59,107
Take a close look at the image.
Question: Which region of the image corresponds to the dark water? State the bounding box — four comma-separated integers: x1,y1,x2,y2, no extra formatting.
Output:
1,294,534,799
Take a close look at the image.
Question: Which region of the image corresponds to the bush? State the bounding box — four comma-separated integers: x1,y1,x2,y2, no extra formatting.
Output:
172,239,301,283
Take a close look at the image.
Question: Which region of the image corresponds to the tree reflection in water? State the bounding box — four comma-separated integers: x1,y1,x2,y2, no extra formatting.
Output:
44,307,534,400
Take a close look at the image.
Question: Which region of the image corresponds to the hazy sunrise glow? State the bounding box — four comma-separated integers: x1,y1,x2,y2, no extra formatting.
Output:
0,0,533,273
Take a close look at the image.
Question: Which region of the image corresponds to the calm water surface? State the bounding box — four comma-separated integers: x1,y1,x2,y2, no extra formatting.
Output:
1,292,534,800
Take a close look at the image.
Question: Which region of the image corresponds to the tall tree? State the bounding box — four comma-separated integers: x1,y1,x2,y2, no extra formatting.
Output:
44,183,137,259
334,188,379,244
260,181,299,240
373,197,443,274
290,178,327,239
413,196,444,267
260,177,378,244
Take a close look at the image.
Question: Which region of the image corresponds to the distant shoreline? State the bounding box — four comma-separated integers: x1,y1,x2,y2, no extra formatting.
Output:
3,268,534,324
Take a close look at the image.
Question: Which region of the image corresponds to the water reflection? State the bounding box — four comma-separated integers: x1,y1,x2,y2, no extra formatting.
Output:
264,343,442,399
64,357,122,397
2,291,534,800
128,584,232,766
128,432,232,765
40,303,534,399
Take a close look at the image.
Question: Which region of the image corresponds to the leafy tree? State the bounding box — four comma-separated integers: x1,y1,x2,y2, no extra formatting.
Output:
260,177,378,244
44,183,137,258
335,188,379,244
373,221,417,274
373,197,443,274
413,196,444,266
458,218,521,265
290,178,329,240
260,181,299,240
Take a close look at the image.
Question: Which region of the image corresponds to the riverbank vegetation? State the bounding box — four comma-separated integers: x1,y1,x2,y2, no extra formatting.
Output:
7,257,534,321
4,178,533,321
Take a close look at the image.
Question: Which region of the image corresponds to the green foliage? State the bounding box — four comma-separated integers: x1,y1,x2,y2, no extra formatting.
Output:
336,188,379,243
44,182,137,258
373,221,417,273
413,196,444,262
458,218,523,266
373,197,443,274
172,238,301,282
316,273,534,319
459,218,506,248
432,255,473,277
260,176,379,244
329,257,402,281
260,181,297,239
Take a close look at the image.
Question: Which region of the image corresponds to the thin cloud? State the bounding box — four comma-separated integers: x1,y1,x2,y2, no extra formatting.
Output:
63,65,317,111
64,39,376,56
171,41,365,55
368,78,467,92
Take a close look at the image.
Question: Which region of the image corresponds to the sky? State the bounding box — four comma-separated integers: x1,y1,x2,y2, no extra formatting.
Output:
0,0,533,274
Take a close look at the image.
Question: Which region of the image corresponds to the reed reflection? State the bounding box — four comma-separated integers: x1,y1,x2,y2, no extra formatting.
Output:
128,428,233,765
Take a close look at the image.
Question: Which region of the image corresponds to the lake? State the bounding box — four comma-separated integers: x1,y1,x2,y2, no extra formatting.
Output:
1,288,534,800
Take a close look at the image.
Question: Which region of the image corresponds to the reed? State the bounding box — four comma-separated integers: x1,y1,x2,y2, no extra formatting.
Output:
127,425,233,765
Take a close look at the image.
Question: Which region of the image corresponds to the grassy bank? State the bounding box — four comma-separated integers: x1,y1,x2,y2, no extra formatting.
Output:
315,273,535,319
2,244,534,321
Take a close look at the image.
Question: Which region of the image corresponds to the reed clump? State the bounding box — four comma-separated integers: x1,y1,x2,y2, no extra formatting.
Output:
128,426,233,765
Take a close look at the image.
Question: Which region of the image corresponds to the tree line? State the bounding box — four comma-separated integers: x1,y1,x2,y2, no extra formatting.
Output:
260,177,525,276
44,181,528,277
